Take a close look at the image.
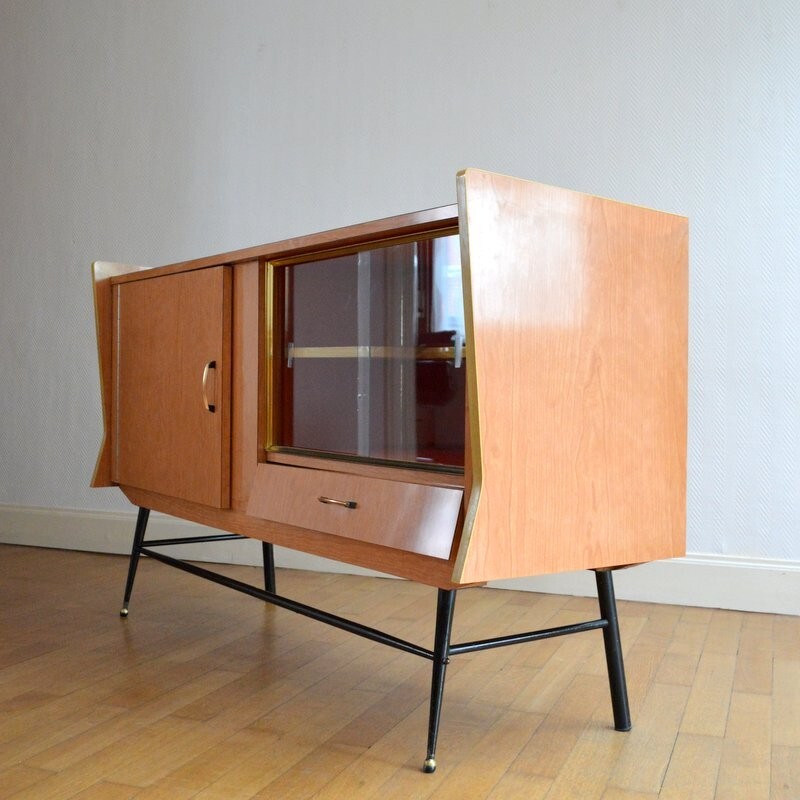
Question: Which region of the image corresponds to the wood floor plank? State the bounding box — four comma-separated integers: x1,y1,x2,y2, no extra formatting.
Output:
123,727,290,800
737,612,774,658
23,669,242,773
715,691,771,800
772,614,800,659
423,710,540,800
772,658,800,747
80,715,232,789
174,728,309,800
0,545,794,800
733,652,773,696
296,702,430,799
254,686,384,745
606,682,690,794
702,609,742,656
507,673,607,780
249,742,365,800
0,702,127,771
771,745,800,800
537,716,627,800
364,702,507,800
68,781,140,799
678,651,736,737
0,763,55,796
653,619,707,687
509,621,603,716
484,770,551,799
658,733,722,799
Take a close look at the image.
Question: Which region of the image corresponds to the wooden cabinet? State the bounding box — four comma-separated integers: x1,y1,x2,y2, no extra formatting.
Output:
92,169,688,588
111,266,232,508
91,169,687,771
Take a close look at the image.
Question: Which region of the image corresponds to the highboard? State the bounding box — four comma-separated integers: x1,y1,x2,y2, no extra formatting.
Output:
92,169,688,771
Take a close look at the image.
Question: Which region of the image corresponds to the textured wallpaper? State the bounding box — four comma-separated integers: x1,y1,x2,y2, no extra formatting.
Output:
0,1,797,560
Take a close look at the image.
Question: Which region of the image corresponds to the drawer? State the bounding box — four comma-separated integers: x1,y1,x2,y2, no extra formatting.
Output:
247,463,462,559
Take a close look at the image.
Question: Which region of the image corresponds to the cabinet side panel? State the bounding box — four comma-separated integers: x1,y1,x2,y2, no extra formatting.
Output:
91,268,114,487
455,170,688,582
91,261,146,487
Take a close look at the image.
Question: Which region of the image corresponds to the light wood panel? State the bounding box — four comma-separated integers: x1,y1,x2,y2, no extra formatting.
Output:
93,169,687,590
109,205,459,283
2,545,797,799
120,485,466,588
246,463,462,559
230,261,262,511
113,267,232,508
90,261,148,488
454,170,688,583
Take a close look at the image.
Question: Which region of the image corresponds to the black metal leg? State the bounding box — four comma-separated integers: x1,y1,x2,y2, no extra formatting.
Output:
262,541,276,594
595,569,631,731
120,507,150,617
423,589,457,773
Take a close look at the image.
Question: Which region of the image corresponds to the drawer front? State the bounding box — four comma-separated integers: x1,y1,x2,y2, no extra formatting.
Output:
247,464,462,559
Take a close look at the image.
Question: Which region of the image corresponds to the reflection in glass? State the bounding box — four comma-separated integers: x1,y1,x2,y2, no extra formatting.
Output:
273,233,465,470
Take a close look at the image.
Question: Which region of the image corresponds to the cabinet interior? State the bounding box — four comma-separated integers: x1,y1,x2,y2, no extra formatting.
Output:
264,229,466,474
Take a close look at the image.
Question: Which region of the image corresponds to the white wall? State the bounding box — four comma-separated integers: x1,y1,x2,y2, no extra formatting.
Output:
1,2,798,609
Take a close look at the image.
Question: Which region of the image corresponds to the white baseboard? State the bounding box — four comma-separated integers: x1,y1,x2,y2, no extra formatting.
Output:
488,555,800,616
1,504,798,615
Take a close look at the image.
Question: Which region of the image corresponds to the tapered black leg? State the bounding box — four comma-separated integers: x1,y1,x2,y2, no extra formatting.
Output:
262,541,276,594
595,569,631,731
120,506,150,617
423,589,457,773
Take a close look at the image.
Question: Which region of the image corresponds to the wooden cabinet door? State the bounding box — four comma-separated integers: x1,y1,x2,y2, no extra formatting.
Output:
112,266,232,508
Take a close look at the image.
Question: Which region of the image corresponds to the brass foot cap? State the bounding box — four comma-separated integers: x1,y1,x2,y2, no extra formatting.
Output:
422,758,436,773
119,608,129,617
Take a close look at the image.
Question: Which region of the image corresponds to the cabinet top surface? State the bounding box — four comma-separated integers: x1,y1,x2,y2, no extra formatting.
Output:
107,203,460,285
100,169,687,285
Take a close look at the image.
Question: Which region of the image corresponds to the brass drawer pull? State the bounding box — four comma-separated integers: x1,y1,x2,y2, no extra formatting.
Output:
318,496,358,510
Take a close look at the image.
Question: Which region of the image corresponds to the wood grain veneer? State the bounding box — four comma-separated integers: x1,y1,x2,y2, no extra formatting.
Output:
230,261,262,510
112,267,232,508
110,205,459,283
246,463,462,560
120,485,469,588
90,261,148,487
453,169,688,583
93,170,687,589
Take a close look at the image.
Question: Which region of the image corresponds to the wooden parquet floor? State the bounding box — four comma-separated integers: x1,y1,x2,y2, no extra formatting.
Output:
0,544,797,799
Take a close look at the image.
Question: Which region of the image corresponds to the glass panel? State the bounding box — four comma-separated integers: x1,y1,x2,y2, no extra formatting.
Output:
274,232,465,470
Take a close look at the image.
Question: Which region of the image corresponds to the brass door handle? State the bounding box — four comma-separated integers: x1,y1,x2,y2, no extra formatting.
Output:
202,360,216,412
318,496,357,509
